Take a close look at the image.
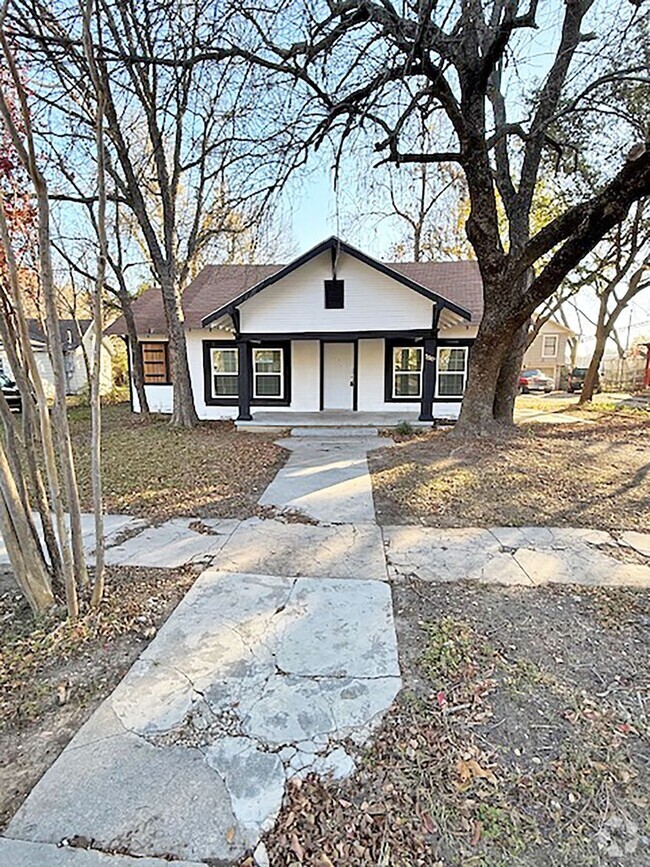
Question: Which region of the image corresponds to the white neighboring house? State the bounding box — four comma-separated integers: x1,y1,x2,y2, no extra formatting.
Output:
0,318,114,397
107,236,482,426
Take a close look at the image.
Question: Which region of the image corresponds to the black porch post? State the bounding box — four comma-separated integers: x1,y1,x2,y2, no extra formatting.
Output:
419,307,441,422
237,339,252,421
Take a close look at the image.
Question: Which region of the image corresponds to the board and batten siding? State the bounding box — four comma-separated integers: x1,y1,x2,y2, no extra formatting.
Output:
239,250,435,334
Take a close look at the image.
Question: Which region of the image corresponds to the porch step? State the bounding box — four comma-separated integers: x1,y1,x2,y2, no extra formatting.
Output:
291,426,379,437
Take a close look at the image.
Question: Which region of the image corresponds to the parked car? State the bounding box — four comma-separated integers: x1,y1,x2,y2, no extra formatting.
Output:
567,367,599,393
519,369,554,394
0,371,22,412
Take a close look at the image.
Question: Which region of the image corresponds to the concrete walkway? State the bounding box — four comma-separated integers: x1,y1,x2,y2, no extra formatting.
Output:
6,571,400,863
258,436,382,523
2,434,650,866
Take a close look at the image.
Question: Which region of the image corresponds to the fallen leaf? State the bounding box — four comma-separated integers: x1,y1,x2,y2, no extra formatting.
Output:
290,832,305,862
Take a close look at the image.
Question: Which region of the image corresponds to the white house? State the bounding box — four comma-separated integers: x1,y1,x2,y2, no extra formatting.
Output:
0,319,114,398
107,237,483,426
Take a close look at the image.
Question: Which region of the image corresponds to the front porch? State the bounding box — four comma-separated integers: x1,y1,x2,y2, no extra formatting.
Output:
235,410,437,432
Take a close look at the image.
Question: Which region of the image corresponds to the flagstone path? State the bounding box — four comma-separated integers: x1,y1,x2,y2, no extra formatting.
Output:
1,434,649,865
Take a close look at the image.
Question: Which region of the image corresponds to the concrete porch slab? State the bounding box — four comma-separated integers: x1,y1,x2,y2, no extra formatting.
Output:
236,410,434,431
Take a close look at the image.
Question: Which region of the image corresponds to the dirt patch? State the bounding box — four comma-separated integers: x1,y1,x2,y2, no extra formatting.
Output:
254,582,649,865
370,413,650,530
0,565,196,830
68,403,287,522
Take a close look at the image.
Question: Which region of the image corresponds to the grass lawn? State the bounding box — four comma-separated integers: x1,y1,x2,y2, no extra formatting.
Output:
257,581,649,866
370,409,650,530
68,402,287,522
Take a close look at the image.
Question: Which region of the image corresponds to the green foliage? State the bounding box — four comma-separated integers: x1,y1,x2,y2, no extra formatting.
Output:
395,419,415,436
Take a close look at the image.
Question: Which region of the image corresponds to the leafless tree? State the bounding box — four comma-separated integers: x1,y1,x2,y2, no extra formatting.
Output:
0,27,87,614
81,0,106,604
575,202,650,403
11,0,299,427
205,0,650,435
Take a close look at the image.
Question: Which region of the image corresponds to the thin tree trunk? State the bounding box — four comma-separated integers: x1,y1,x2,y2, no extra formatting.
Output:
119,288,149,413
579,324,608,404
0,196,75,610
159,271,197,428
0,33,88,600
83,0,106,606
0,442,54,614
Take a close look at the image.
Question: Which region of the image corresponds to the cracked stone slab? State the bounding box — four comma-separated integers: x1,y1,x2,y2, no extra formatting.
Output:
384,526,650,587
0,839,204,867
6,732,244,863
212,518,388,581
104,519,235,568
513,546,650,587
275,577,400,678
0,513,147,567
489,526,613,549
204,737,285,847
619,530,650,558
8,570,402,862
259,439,378,523
383,526,514,583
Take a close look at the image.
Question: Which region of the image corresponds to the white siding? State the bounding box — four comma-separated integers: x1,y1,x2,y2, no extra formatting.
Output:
240,251,435,334
130,333,465,420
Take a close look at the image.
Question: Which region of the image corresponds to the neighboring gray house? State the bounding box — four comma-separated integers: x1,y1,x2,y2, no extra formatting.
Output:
108,236,481,426
0,318,114,397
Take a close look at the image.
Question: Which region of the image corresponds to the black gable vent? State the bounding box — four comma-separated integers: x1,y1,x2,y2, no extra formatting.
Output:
324,279,344,309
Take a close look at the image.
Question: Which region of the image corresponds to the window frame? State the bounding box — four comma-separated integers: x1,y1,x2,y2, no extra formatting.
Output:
253,347,284,400
435,345,469,399
392,345,424,399
140,341,170,386
541,334,559,358
202,339,239,406
211,346,239,399
324,279,345,309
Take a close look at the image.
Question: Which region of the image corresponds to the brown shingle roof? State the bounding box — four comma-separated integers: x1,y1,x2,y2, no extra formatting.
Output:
106,259,482,336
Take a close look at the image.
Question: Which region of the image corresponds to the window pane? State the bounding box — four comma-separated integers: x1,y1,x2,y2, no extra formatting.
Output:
394,347,422,372
438,348,466,372
438,372,465,396
255,374,281,396
214,374,238,396
254,349,281,373
213,349,238,373
394,373,421,397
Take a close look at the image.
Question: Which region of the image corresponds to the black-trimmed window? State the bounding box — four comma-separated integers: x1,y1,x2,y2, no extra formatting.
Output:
253,347,283,399
436,346,468,397
393,346,423,398
211,347,238,397
140,341,170,384
324,279,344,309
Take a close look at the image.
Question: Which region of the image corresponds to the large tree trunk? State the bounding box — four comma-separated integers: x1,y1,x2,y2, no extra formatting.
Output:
454,316,513,436
159,270,197,428
493,319,531,424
